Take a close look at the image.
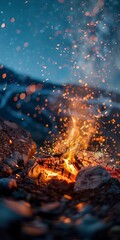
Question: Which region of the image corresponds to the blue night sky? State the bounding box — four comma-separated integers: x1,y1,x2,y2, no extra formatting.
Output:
0,0,120,91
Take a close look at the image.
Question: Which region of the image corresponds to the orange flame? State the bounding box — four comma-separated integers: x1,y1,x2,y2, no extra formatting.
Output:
28,97,119,183
61,115,95,176
33,104,96,183
29,100,99,183
40,167,74,183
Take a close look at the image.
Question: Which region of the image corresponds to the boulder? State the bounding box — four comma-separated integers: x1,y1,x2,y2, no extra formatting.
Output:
0,118,36,177
74,165,111,192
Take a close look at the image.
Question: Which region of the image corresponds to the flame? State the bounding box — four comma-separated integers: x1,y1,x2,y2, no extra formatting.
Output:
42,167,74,183
28,96,119,183
32,106,96,183
30,108,119,183
52,112,95,180
29,99,100,183
53,99,95,155
63,116,95,175
28,164,75,183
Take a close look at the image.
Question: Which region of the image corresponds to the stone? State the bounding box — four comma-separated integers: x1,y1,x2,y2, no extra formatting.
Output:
74,165,111,192
74,214,108,239
38,202,61,216
0,163,13,177
22,221,48,236
0,178,17,190
0,117,36,176
54,218,72,231
0,199,32,229
4,199,32,217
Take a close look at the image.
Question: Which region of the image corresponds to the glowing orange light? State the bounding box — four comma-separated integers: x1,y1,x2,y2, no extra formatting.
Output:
2,73,7,79
9,139,13,144
20,93,26,100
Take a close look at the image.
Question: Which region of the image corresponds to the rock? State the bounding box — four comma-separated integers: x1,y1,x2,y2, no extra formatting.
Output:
60,194,72,205
54,217,72,231
0,117,36,177
4,199,32,217
0,163,13,177
110,203,120,224
0,178,17,191
4,157,18,168
0,199,32,229
74,165,111,192
107,179,120,194
72,204,93,221
38,202,61,216
79,205,93,216
74,214,108,239
22,221,48,236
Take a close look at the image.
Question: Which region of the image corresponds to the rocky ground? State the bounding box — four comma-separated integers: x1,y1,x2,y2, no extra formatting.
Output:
0,118,120,240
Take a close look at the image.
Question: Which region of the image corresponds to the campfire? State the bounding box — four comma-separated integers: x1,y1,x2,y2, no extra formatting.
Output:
28,99,113,184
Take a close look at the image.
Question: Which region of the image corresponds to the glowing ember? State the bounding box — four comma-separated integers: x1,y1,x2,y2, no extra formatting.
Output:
28,164,75,183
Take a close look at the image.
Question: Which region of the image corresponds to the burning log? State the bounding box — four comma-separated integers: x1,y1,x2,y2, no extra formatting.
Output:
28,150,112,184
28,160,76,183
